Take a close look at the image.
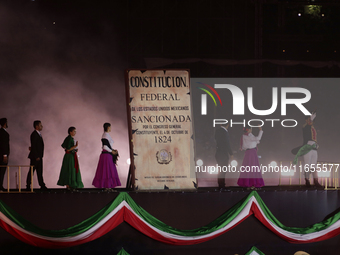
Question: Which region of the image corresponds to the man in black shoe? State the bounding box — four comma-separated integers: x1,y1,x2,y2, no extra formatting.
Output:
215,123,233,190
0,118,9,192
26,120,47,191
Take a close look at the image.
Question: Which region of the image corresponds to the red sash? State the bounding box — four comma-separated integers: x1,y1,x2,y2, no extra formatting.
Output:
65,151,79,173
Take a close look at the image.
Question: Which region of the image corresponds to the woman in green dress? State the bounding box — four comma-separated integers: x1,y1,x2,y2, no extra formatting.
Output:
57,127,84,190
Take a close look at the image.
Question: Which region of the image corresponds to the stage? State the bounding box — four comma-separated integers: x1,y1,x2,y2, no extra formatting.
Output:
0,186,339,255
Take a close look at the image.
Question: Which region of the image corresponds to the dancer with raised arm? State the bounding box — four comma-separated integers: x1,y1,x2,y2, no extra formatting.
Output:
293,111,322,188
237,125,264,189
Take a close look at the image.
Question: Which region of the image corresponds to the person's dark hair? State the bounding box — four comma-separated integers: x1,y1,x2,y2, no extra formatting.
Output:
33,120,41,129
103,122,111,132
68,126,76,134
243,125,251,133
0,118,7,127
305,115,315,124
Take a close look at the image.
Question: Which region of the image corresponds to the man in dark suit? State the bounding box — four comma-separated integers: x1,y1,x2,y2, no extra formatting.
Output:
26,120,47,190
215,123,233,190
0,118,9,192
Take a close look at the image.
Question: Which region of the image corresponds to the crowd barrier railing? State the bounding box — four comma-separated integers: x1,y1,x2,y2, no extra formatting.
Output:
0,165,34,193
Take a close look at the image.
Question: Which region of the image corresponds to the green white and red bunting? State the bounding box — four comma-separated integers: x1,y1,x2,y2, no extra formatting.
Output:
1,191,340,248
116,246,265,255
117,248,130,255
245,246,265,255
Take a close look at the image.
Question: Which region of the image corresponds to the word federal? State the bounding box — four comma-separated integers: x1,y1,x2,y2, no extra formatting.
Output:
140,93,180,101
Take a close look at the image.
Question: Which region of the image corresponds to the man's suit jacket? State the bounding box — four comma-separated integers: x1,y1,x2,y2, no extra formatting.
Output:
0,128,10,157
28,131,44,160
215,127,233,160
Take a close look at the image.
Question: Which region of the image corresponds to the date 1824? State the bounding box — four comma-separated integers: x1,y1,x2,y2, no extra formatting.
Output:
155,136,172,143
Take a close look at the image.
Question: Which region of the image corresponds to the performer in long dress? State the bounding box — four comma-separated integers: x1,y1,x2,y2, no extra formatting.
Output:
237,126,264,189
57,127,84,190
92,123,121,190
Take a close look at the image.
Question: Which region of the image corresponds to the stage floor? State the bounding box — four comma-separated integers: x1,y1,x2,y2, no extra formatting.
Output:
0,187,339,255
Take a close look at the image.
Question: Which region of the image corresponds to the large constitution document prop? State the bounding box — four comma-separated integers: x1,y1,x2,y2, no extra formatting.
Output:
125,70,196,190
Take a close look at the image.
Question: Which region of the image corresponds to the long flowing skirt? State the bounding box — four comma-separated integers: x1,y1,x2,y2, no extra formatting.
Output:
237,148,264,188
57,153,84,188
92,152,121,188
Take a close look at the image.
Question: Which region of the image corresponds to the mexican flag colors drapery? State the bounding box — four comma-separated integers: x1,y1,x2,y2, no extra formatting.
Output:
116,246,266,255
1,191,340,248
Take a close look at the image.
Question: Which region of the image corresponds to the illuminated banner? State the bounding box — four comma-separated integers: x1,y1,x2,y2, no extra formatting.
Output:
190,78,339,185
126,70,196,190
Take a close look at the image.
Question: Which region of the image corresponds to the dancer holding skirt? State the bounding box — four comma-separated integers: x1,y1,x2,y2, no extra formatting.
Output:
92,123,121,190
57,127,84,191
